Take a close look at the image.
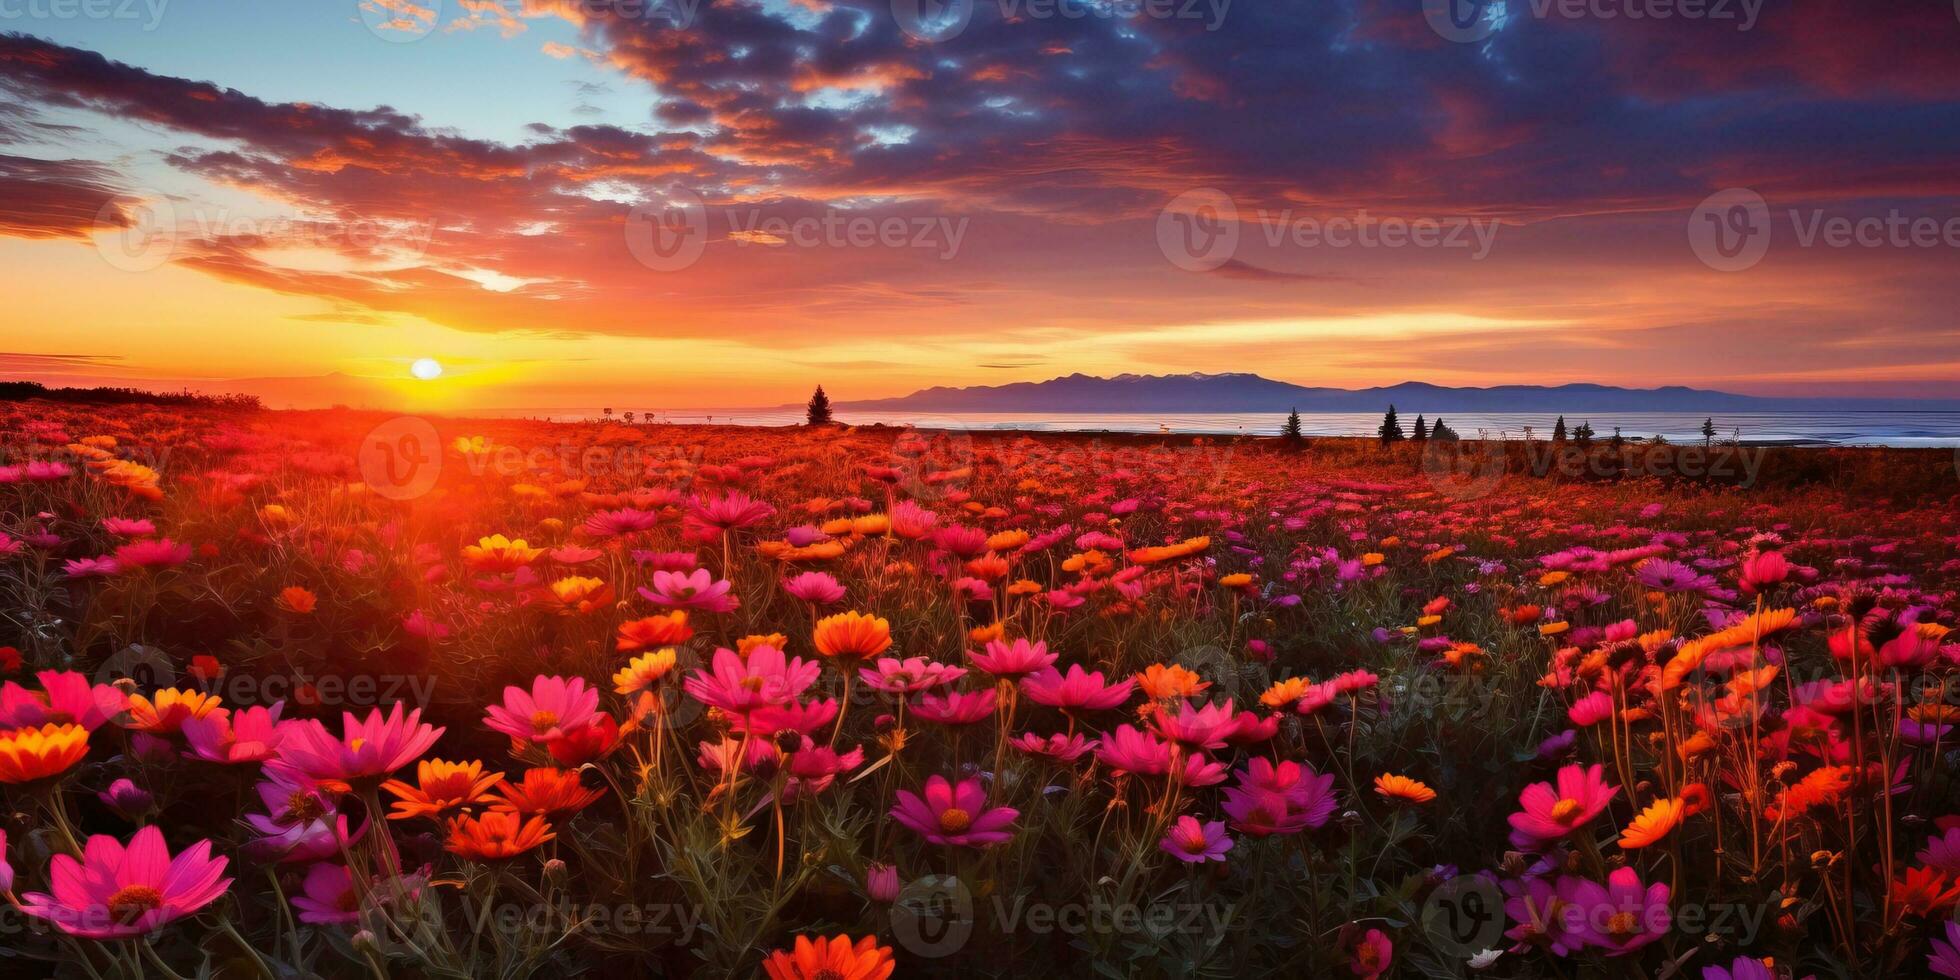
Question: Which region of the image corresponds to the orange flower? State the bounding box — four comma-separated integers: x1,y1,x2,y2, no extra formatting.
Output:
277,586,317,614
1373,774,1436,804
964,553,1011,581
1538,570,1569,586
1260,677,1312,709
616,611,692,652
1217,573,1254,589
985,530,1030,552
613,649,678,695
1619,797,1685,848
0,724,90,783
123,688,224,735
813,611,892,660
761,934,896,980
1126,536,1211,565
967,621,1005,645
382,759,504,820
1539,621,1570,638
739,633,790,657
1359,552,1385,566
1135,664,1208,701
462,534,545,573
546,575,614,615
849,514,891,537
445,811,555,861
491,767,605,819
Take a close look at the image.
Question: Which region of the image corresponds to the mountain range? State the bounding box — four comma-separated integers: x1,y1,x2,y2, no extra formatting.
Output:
835,373,1960,414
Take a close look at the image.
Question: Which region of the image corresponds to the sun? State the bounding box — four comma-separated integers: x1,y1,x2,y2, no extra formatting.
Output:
410,358,444,380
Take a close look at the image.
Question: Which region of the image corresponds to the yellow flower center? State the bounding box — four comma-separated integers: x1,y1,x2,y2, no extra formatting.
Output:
285,790,326,822
1550,798,1583,823
530,710,560,733
938,807,972,834
1606,911,1639,939
106,884,164,924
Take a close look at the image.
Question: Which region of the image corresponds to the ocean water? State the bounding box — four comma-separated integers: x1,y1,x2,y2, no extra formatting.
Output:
506,410,1960,448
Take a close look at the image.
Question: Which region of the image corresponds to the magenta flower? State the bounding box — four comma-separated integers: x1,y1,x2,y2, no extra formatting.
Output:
859,657,966,695
0,828,11,893
291,863,362,925
890,775,1018,847
272,703,444,787
1159,816,1233,863
20,826,231,939
783,571,847,605
1348,927,1393,980
111,537,192,571
1011,731,1097,764
484,675,600,744
183,702,289,763
1562,867,1670,956
0,670,124,730
1021,665,1134,713
683,645,820,717
638,567,739,613
969,638,1057,679
244,772,364,863
685,490,776,534
1503,874,1584,956
101,517,156,537
1221,759,1336,836
1096,724,1173,776
1738,550,1790,594
1151,698,1237,750
583,508,663,538
1223,710,1279,746
911,688,997,725
1931,920,1960,979
1507,764,1618,848
1704,957,1779,980
741,698,841,737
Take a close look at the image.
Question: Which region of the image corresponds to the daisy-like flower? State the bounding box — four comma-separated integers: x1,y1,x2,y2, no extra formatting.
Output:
1010,731,1097,764
1618,797,1686,849
1507,764,1618,848
1020,665,1134,712
290,863,362,925
910,688,997,725
685,491,777,534
813,611,893,660
491,767,605,820
181,702,288,764
616,611,692,651
0,723,90,783
273,703,445,790
20,826,230,939
1349,928,1393,980
461,535,544,573
613,648,679,695
638,568,739,613
859,656,966,695
544,576,614,615
0,670,124,730
111,538,191,570
890,775,1019,847
244,772,363,863
969,637,1058,679
1160,816,1233,863
1930,920,1960,979
1150,698,1237,750
1563,867,1670,956
382,759,504,820
761,934,895,980
683,645,820,718
445,812,554,861
484,675,600,745
1221,759,1337,836
1704,956,1780,980
276,586,318,614
122,688,226,736
1374,773,1437,805
782,571,847,605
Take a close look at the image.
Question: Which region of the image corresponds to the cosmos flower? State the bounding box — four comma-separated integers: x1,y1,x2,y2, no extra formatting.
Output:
1159,816,1233,863
683,645,820,717
491,767,605,820
382,759,504,820
1618,797,1686,849
1374,774,1436,805
445,812,554,861
0,723,89,783
111,538,191,570
290,863,362,925
274,703,445,788
181,702,288,764
638,568,739,613
1562,867,1670,956
910,688,996,725
782,571,847,605
1020,665,1134,713
0,671,124,730
761,934,895,980
616,611,693,651
969,637,1058,679
890,775,1018,847
19,826,231,939
1508,764,1618,848
1349,928,1393,980
813,611,893,660
484,675,601,744
859,657,965,694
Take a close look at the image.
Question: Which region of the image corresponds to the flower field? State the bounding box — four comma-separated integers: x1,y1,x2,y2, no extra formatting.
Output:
3,400,1959,979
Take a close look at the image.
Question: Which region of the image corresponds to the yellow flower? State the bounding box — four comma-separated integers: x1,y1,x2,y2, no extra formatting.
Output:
0,724,90,783
613,649,679,694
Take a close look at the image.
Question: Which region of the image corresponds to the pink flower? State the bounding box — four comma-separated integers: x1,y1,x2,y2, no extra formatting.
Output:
1567,691,1614,727
783,571,846,605
583,508,663,538
1021,665,1134,713
1096,724,1173,776
244,772,364,863
1931,920,1960,979
970,638,1057,679
911,688,997,725
1508,764,1618,848
1151,698,1237,750
864,862,901,903
62,556,121,577
183,702,289,763
741,698,841,737
683,645,819,717
291,863,362,925
1562,867,1670,956
638,568,739,613
890,775,1018,847
859,657,966,695
112,538,191,571
1738,550,1789,594
685,491,776,534
484,676,600,744
1349,928,1393,979
20,826,231,939
1011,731,1097,764
1704,957,1781,980
273,703,444,787
0,828,11,893
1221,759,1337,836
101,517,156,537
1160,816,1233,863
1503,874,1583,956
0,670,124,730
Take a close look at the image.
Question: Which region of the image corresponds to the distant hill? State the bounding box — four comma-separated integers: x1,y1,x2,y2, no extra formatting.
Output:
835,373,1960,414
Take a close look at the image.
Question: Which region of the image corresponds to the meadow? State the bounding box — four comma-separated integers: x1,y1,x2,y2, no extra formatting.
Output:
2,398,1958,979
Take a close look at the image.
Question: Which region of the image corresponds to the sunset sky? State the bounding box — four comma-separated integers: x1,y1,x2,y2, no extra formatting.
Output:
2,2,1958,411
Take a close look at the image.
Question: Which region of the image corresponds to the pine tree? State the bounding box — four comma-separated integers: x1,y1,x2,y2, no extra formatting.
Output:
1610,426,1623,449
1431,417,1457,441
1701,417,1717,446
806,385,834,426
1552,416,1568,443
1412,414,1428,441
1378,405,1405,445
1574,421,1595,447
1280,408,1304,446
